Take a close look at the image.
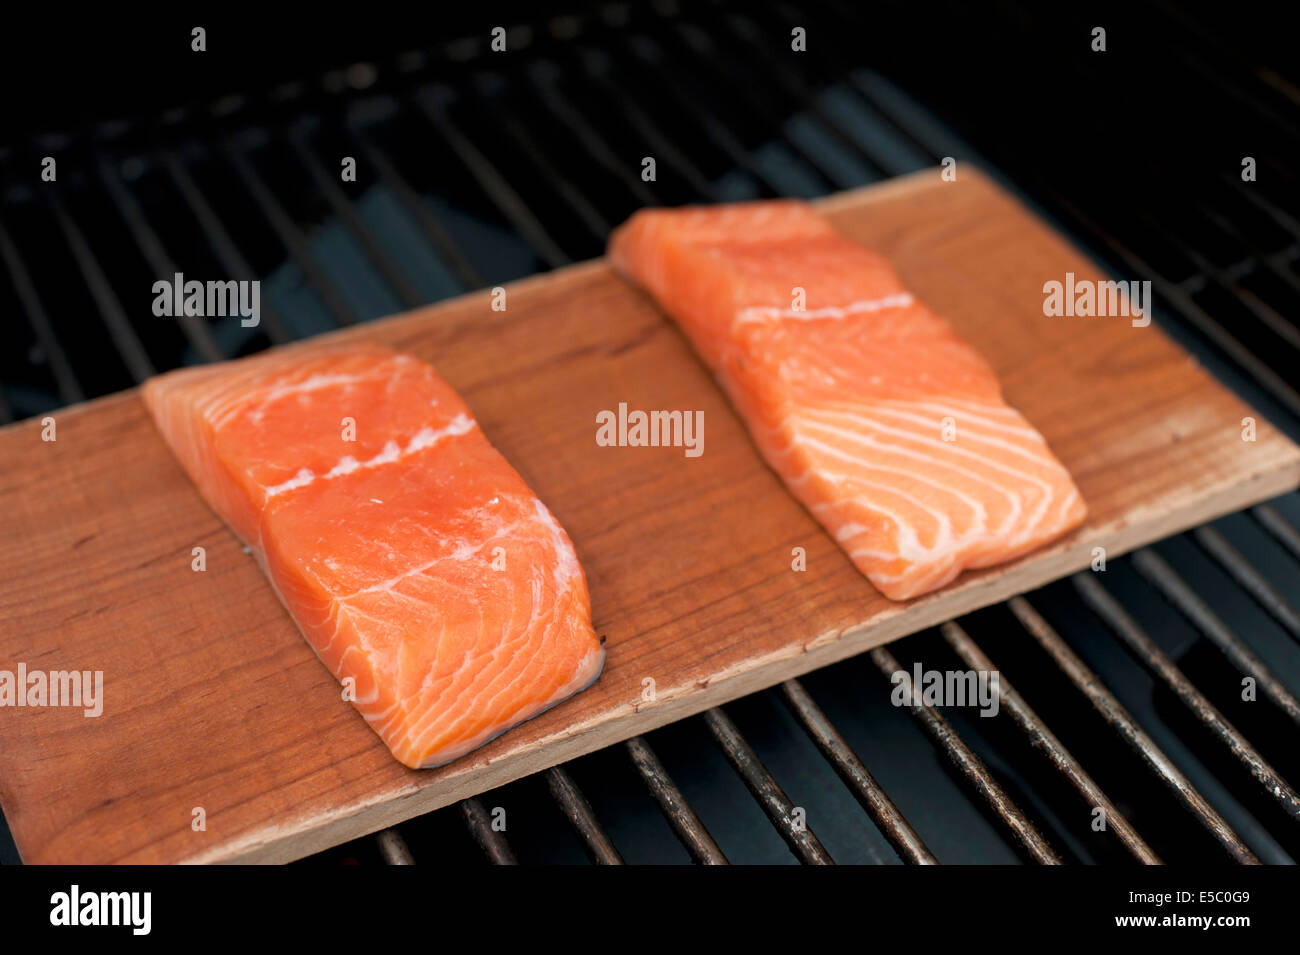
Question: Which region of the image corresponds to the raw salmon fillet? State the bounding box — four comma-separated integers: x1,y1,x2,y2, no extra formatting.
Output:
142,344,604,768
609,201,1086,600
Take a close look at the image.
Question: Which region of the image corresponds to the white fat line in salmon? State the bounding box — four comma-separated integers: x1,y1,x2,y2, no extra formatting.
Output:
49,885,151,935
889,662,1000,717
1042,272,1152,327
151,271,260,328
735,292,914,325
0,663,103,717
595,402,704,458
265,414,477,496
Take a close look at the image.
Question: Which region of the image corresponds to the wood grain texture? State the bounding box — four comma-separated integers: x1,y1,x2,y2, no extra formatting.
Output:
0,168,1296,864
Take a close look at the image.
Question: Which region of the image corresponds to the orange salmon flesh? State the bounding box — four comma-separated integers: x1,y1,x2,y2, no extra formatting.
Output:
143,345,604,768
608,201,1087,600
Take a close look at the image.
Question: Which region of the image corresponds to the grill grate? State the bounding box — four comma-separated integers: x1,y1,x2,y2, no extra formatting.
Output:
1,2,1298,865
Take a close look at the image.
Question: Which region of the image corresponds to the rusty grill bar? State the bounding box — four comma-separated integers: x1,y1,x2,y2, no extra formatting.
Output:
778,679,936,865
703,707,835,865
624,736,729,865
939,622,1162,865
870,645,1063,866
1,3,1297,865
1007,597,1261,865
459,797,518,866
1073,574,1300,822
544,766,625,865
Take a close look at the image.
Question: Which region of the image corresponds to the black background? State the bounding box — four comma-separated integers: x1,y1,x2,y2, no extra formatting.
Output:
3,2,1294,154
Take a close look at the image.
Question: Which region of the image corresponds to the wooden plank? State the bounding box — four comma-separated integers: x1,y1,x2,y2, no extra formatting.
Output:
0,168,1296,864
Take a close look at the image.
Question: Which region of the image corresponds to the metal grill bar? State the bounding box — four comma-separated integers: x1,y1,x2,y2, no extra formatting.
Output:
545,766,624,864
156,147,292,345
869,645,1062,864
705,4,930,187
344,124,486,289
286,123,424,309
1194,525,1300,642
1227,172,1300,243
470,82,613,244
1073,573,1300,821
702,707,835,864
1254,504,1300,562
1046,219,1300,424
594,30,785,196
374,827,414,865
1060,205,1300,417
624,736,729,864
779,678,937,864
0,218,84,403
665,21,852,190
1229,271,1300,352
43,190,155,382
769,3,1300,369
527,62,661,207
1007,596,1259,863
939,622,1162,864
220,138,361,325
768,0,942,166
459,797,518,865
1133,547,1300,727
718,11,897,178
775,3,1300,418
95,156,225,363
1069,218,1299,426
576,49,722,203
1146,215,1300,354
412,87,569,269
